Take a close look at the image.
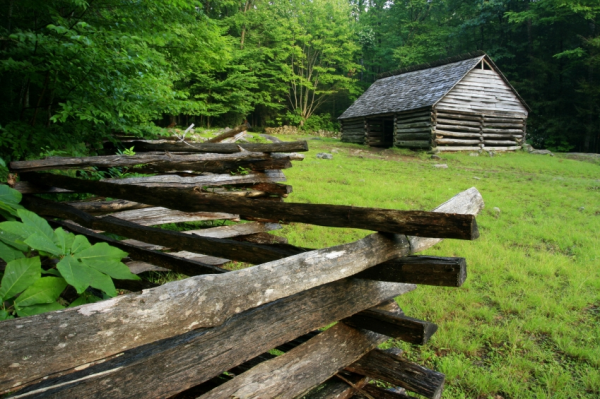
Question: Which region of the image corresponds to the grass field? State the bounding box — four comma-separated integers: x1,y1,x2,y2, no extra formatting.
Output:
268,136,600,398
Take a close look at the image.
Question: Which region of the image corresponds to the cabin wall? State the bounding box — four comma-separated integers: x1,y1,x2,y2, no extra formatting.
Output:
366,117,394,147
437,68,528,114
433,66,527,151
340,118,366,144
432,109,526,151
393,108,433,149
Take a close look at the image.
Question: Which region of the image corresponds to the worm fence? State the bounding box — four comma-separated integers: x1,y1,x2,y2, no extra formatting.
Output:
2,134,484,399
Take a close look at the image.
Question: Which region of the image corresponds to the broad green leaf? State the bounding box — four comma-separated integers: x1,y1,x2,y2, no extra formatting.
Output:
24,233,62,256
53,227,75,255
0,309,14,321
17,209,54,242
0,240,24,262
0,221,36,241
70,235,92,254
14,277,67,307
57,255,117,297
16,302,64,317
76,243,138,280
0,185,22,207
0,257,41,301
42,268,61,276
0,208,16,221
0,231,29,252
69,293,102,308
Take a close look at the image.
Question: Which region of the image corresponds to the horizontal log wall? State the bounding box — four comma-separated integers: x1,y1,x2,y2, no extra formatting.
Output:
393,108,432,150
341,118,366,144
433,109,526,152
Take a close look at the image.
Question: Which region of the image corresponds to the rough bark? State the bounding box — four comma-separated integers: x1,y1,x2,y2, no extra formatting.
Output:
355,256,467,287
115,140,309,154
347,349,445,399
198,323,387,399
343,309,438,345
0,233,411,391
21,173,479,240
6,280,415,398
205,125,247,143
64,199,152,215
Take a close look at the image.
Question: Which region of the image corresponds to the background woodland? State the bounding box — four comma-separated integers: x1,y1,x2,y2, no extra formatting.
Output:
0,0,598,160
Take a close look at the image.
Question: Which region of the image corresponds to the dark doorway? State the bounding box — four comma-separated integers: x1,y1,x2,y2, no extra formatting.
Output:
366,117,394,147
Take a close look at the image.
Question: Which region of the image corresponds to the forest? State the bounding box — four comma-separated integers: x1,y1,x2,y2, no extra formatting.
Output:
0,0,598,161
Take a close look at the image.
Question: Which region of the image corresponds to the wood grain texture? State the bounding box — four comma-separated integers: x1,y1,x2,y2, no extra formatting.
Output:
343,309,438,345
360,384,411,399
347,349,445,399
7,279,415,398
21,173,479,240
198,323,387,399
23,196,305,265
105,207,238,226
409,187,484,253
394,140,430,149
355,256,467,287
0,232,411,391
302,373,368,399
116,140,309,154
8,151,298,173
205,125,247,143
64,199,152,215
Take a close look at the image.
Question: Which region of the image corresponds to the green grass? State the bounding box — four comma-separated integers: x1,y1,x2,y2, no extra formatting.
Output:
271,135,600,398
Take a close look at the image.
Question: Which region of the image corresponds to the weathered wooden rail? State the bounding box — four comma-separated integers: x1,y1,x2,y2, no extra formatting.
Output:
2,135,484,398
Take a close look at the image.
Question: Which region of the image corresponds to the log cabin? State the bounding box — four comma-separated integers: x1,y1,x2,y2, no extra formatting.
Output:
338,51,530,152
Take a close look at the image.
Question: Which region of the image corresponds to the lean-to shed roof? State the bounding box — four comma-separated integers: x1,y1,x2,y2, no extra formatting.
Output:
338,52,529,120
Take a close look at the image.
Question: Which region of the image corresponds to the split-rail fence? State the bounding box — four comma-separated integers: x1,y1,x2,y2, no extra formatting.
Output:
2,131,484,398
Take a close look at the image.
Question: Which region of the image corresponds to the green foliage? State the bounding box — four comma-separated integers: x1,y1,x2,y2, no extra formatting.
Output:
0,184,138,319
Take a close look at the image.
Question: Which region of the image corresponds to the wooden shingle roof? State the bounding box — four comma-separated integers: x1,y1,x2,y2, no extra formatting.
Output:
339,54,485,120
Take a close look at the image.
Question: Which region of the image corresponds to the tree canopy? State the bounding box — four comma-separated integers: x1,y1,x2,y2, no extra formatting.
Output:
0,0,598,159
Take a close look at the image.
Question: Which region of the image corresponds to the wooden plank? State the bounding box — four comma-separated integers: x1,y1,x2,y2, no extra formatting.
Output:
244,183,292,196
21,173,479,240
22,196,306,265
302,373,369,399
434,112,481,122
344,308,437,345
10,181,73,194
8,151,295,173
394,133,431,141
483,140,518,146
106,207,238,226
118,140,309,154
394,122,431,129
63,199,152,215
436,146,482,152
134,158,293,174
483,116,525,123
481,133,523,139
436,138,481,145
355,256,467,287
436,118,480,127
347,349,445,399
0,230,412,391
436,124,481,133
98,170,287,188
394,141,430,149
482,122,523,128
409,187,484,254
434,130,481,138
198,323,387,399
394,127,431,134
205,125,247,143
4,280,416,398
482,128,523,134
482,146,522,151
436,107,525,118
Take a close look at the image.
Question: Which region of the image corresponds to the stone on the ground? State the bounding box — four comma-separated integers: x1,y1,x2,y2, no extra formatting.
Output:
487,151,495,157
331,149,339,153
523,143,534,152
431,154,441,160
316,152,333,160
311,137,322,140
493,207,501,215
433,164,448,169
579,207,585,212
473,176,481,180
531,149,554,156
470,152,479,157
